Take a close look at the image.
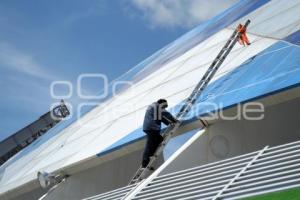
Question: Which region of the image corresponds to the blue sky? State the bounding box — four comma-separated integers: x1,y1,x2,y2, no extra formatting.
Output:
0,0,237,141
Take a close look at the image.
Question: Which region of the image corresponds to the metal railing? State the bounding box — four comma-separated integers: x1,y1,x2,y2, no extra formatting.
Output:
83,140,300,200
82,182,141,200
130,140,300,200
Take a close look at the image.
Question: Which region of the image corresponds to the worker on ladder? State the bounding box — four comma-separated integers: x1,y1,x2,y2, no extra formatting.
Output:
142,99,178,169
130,20,251,184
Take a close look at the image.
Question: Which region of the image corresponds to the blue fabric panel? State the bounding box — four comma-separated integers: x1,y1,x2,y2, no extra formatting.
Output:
99,41,300,157
96,120,193,157
284,30,300,45
97,128,145,157
191,41,300,118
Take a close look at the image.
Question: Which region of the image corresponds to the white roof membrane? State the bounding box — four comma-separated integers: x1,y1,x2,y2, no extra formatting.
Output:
1,0,300,195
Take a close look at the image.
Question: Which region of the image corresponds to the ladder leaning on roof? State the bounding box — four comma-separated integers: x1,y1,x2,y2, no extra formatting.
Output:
129,19,251,185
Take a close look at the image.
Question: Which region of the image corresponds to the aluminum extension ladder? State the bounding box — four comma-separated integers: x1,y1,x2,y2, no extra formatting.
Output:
129,20,251,185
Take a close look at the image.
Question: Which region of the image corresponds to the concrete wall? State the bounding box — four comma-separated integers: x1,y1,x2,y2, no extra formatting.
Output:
161,97,300,175
42,150,142,200
1,149,144,200
39,149,163,200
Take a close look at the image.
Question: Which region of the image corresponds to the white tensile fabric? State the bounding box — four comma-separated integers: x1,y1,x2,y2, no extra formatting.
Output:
0,0,299,195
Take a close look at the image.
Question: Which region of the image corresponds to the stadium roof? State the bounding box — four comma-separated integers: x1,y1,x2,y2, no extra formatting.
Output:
1,0,300,195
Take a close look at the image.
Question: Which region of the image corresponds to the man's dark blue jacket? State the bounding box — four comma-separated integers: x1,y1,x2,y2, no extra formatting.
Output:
143,102,177,131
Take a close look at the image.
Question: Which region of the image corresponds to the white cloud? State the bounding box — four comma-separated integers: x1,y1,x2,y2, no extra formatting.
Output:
61,1,107,28
0,42,57,80
127,0,238,29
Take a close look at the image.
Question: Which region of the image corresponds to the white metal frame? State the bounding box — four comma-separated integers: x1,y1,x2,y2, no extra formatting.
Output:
212,146,269,200
84,140,300,200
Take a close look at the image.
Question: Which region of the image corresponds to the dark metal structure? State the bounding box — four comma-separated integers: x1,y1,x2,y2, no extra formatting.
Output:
0,100,70,166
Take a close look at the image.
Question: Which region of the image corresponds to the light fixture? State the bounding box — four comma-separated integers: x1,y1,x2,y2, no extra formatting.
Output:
37,171,69,189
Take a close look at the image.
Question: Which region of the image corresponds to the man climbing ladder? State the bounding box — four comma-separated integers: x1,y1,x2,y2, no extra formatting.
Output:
142,99,178,169
131,20,251,185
